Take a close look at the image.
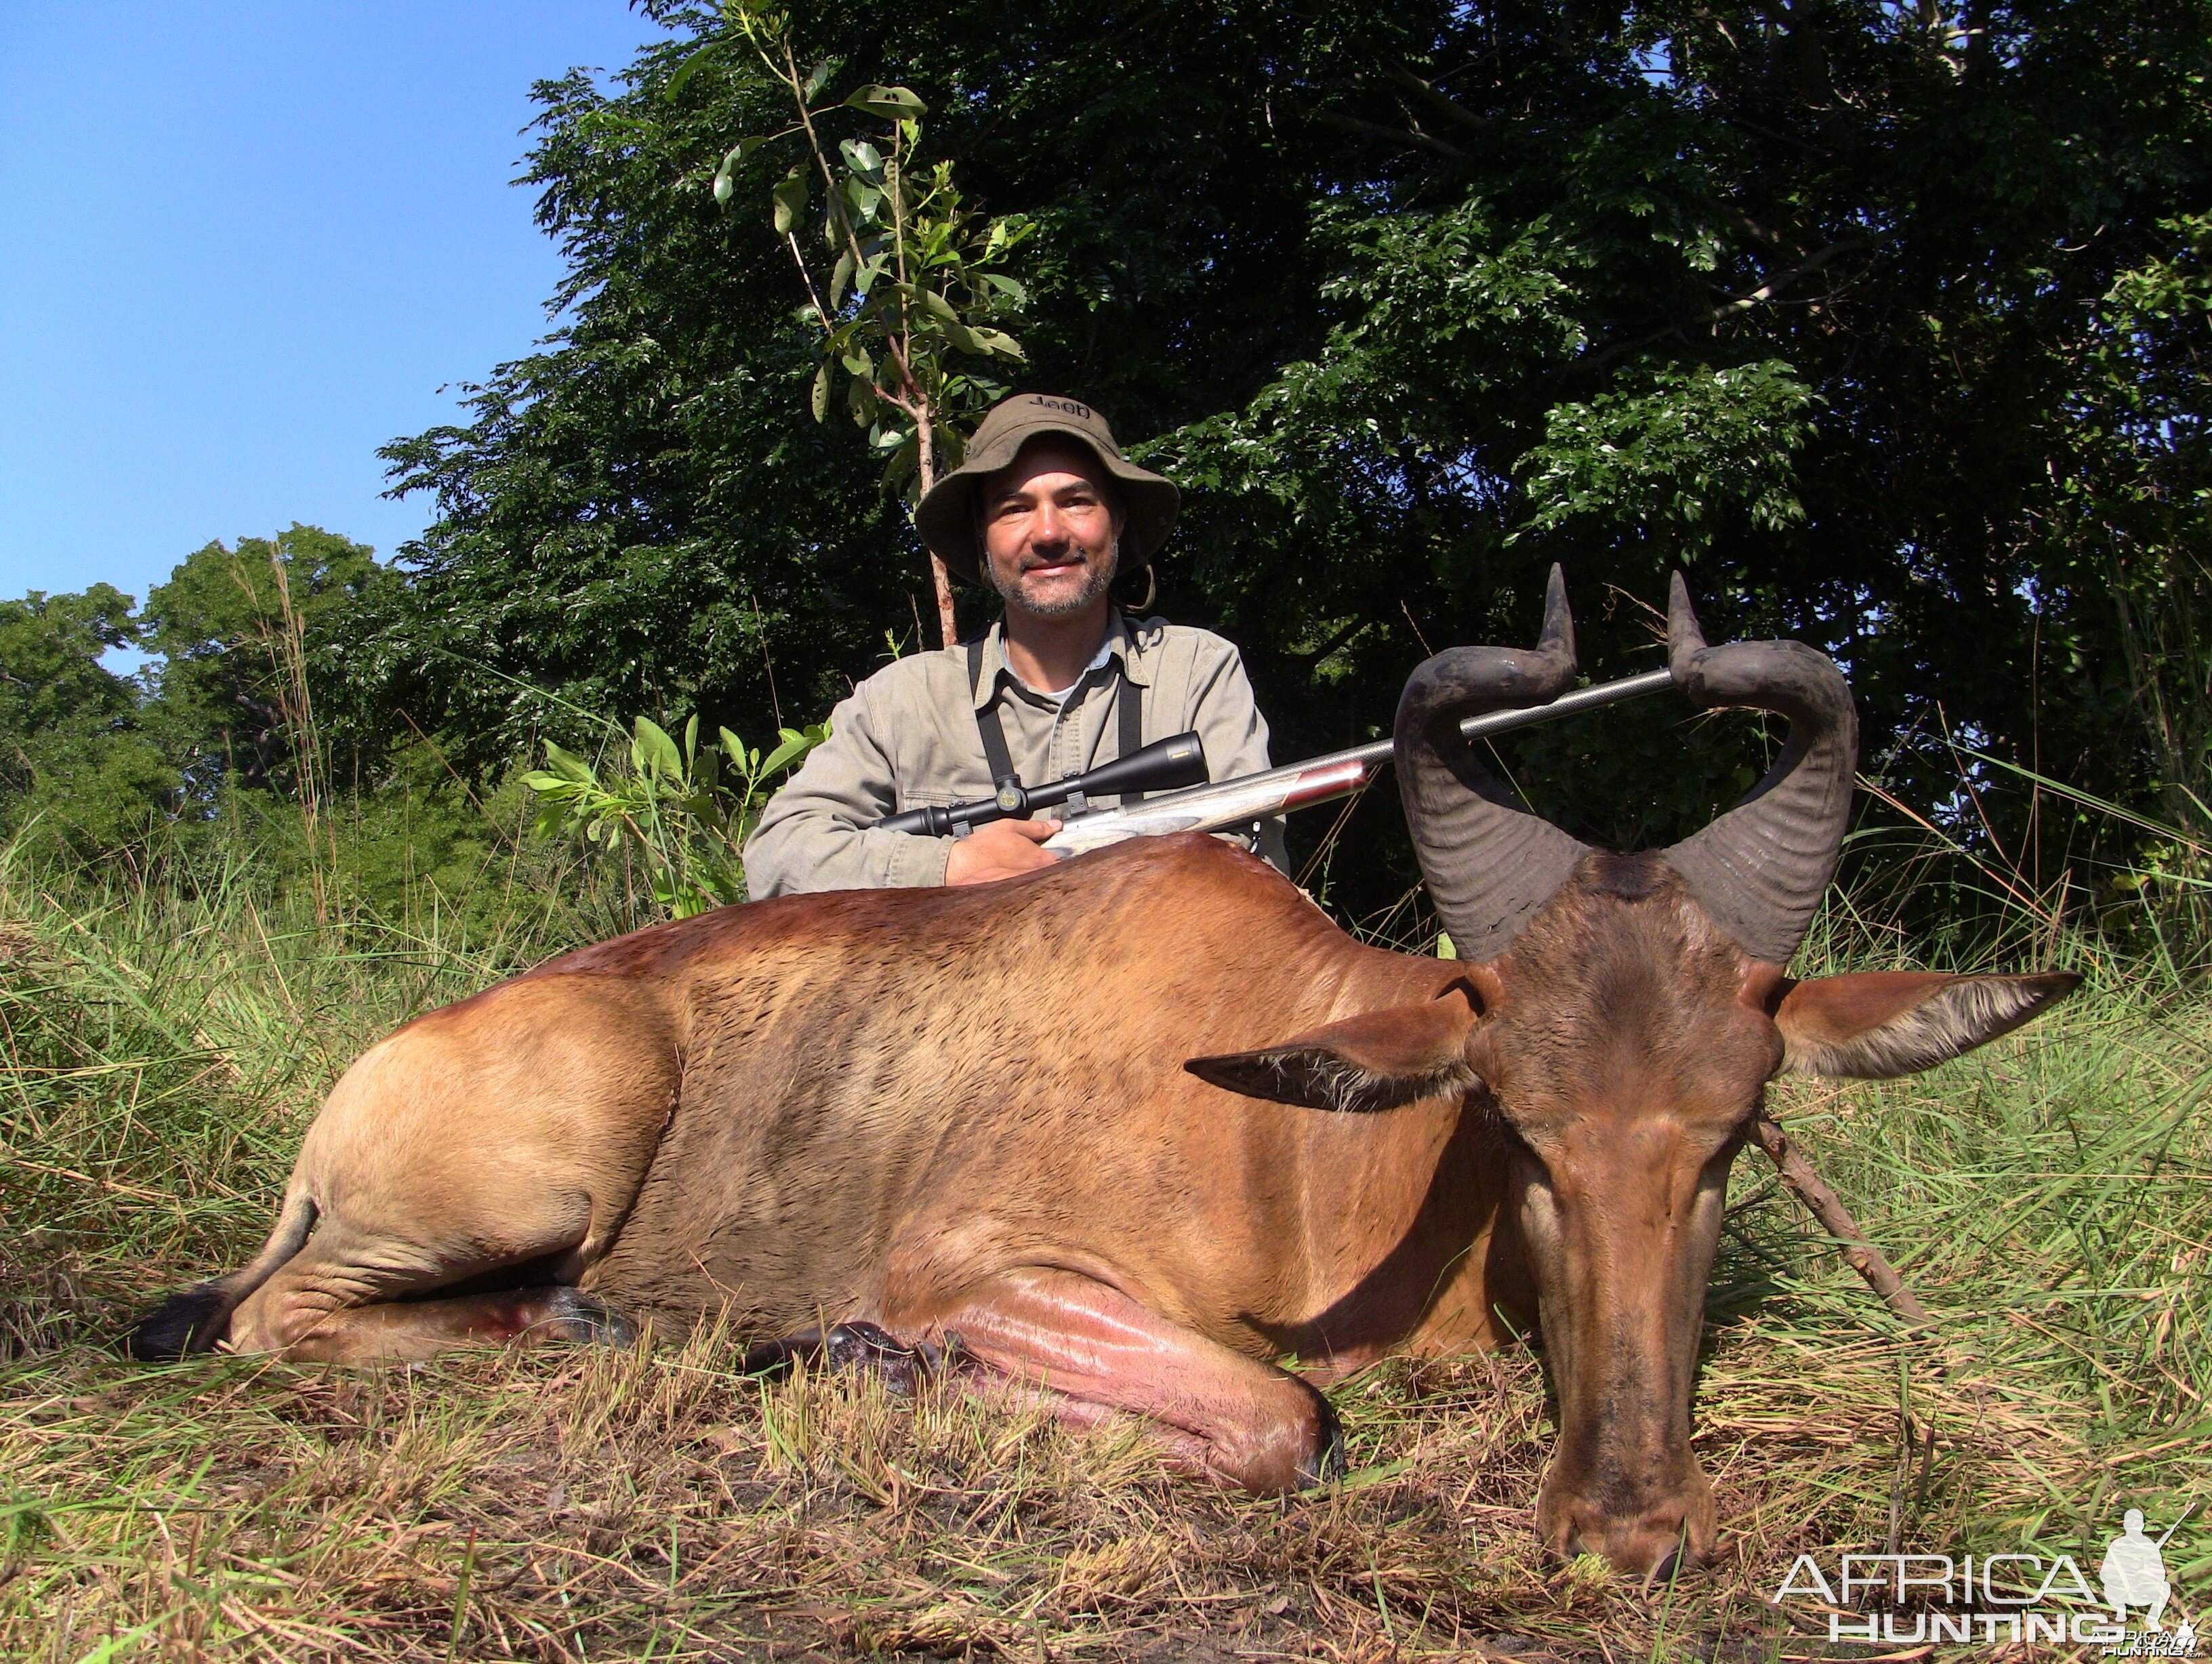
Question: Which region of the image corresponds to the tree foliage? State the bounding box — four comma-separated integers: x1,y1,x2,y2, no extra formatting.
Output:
706,0,1035,643
367,0,2210,919
0,530,412,873
144,526,392,799
0,587,175,860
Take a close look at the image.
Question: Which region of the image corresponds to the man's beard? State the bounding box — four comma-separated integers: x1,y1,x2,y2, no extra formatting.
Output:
991,540,1120,619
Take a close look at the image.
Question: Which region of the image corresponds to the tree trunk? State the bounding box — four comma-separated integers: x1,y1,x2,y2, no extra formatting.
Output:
929,554,958,650
916,414,958,649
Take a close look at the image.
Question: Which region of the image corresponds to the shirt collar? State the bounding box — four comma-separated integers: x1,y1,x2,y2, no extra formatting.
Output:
971,609,1154,710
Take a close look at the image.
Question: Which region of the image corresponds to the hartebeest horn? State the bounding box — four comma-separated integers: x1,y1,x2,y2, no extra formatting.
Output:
1396,565,1591,963
1658,573,1858,965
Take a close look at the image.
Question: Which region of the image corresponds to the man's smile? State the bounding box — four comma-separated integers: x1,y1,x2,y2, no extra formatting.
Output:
1020,555,1088,578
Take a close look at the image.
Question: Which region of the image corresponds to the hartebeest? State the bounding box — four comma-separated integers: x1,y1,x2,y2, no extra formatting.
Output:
132,574,2076,1577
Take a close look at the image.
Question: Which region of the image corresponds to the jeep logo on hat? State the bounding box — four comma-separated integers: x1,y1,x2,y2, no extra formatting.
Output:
1027,395,1093,421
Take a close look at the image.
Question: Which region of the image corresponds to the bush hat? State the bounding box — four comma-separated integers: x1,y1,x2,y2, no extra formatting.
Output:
914,394,1180,584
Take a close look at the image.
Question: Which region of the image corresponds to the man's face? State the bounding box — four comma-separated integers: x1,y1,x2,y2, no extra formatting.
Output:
978,437,1124,619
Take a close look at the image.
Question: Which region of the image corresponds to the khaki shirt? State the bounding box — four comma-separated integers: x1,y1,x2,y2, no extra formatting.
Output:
742,611,1290,896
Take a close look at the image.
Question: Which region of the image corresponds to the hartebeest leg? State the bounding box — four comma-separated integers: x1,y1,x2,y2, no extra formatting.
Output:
899,1266,1343,1491
224,1209,638,1363
249,1287,635,1364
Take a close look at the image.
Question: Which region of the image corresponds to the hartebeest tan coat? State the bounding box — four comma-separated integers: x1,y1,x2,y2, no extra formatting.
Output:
133,575,2076,1577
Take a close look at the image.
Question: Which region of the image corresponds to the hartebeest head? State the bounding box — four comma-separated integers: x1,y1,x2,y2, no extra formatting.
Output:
1193,570,2075,1577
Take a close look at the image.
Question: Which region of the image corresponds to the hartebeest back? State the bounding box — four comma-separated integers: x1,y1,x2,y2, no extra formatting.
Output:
131,572,2077,1577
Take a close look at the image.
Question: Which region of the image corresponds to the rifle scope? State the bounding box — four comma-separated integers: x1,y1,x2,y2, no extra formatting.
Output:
879,731,1209,838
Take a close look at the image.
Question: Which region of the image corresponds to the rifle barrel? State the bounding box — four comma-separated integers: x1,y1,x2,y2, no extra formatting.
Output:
1228,666,1679,791
2154,1500,2199,1549
1041,665,1678,858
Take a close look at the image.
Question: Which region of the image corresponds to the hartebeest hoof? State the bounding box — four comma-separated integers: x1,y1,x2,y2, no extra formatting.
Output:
739,1320,949,1397
528,1287,640,1349
129,1281,639,1363
127,1282,230,1360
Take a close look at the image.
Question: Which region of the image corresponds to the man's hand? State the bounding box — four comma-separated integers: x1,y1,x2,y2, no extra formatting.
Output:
945,817,1063,886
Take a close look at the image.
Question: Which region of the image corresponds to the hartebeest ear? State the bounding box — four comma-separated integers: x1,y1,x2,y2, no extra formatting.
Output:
1771,969,2082,1079
1184,984,1481,1112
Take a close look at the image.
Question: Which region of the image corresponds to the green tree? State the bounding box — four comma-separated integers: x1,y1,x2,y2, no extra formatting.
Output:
2052,213,2212,847
705,0,1033,645
142,525,394,802
376,0,2212,920
0,587,176,860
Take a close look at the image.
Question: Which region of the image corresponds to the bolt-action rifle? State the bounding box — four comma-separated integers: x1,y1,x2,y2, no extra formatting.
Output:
878,667,1676,858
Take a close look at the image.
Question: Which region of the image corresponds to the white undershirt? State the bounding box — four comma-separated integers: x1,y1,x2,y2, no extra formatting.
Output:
1010,633,1115,708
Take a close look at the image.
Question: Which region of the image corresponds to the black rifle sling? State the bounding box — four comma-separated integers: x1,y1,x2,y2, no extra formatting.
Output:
966,637,1017,789
1117,665,1144,807
966,630,1147,810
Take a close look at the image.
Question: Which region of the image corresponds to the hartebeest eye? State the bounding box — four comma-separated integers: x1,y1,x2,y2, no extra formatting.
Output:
1477,1100,1550,1165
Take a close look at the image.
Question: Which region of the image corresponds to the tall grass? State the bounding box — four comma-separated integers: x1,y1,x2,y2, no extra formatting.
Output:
0,831,2205,1659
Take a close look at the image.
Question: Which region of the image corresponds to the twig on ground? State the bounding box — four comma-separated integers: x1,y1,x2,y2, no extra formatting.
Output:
1749,1114,1936,1333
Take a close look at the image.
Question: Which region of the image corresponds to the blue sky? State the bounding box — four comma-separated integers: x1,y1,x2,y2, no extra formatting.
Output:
0,2,667,609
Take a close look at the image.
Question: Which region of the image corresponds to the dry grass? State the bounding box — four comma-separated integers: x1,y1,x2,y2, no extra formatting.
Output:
0,1310,2114,1661
1,863,2206,1661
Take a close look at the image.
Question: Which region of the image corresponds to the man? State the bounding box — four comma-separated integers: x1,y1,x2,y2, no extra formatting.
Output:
743,393,1288,896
